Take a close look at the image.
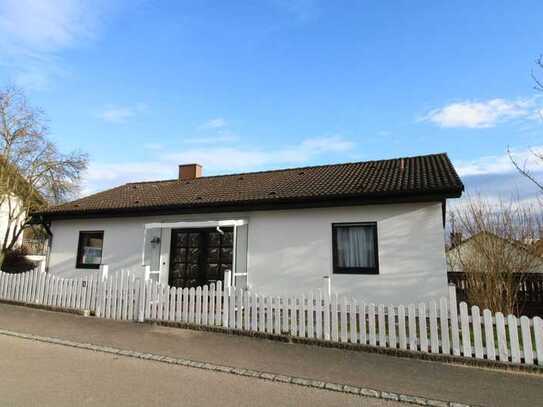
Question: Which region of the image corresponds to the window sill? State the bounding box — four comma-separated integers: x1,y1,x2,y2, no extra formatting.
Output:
75,265,101,270
333,269,379,275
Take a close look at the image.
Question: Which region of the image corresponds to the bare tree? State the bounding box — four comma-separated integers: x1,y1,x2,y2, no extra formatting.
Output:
509,55,543,188
532,55,543,93
449,197,542,314
0,86,88,265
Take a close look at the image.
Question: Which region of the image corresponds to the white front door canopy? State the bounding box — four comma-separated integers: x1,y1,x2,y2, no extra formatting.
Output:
144,219,248,230
142,219,249,287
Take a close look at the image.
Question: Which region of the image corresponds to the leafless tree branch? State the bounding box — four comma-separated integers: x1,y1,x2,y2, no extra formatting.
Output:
508,147,543,191
449,197,542,314
509,56,543,189
0,86,88,265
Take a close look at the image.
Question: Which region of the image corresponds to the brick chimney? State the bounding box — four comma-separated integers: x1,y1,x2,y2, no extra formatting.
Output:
178,164,202,180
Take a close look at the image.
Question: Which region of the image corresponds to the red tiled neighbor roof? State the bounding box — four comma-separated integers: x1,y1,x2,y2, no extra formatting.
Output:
39,153,463,219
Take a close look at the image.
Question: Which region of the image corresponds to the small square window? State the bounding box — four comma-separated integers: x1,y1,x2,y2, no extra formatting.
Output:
332,223,379,274
76,231,104,269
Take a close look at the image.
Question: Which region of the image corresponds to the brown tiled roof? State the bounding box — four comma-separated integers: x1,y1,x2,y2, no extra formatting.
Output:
39,153,463,219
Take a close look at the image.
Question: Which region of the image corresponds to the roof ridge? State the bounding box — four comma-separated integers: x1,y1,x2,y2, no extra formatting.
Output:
126,153,450,186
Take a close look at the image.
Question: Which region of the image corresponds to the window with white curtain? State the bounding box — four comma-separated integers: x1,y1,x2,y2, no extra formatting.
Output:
332,223,379,274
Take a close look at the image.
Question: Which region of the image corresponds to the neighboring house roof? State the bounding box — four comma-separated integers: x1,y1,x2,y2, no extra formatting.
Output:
447,232,543,273
39,153,463,219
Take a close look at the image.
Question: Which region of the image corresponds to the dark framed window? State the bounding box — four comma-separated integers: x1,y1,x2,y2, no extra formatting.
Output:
76,231,104,269
332,223,379,274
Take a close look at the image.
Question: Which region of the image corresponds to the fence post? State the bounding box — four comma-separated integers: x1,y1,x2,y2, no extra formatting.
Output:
224,270,231,289
439,297,450,354
507,315,521,363
96,265,109,318
520,316,534,365
144,265,151,281
448,283,461,356
448,284,457,304
459,302,471,357
137,278,146,322
534,316,543,366
101,264,109,281
323,290,331,341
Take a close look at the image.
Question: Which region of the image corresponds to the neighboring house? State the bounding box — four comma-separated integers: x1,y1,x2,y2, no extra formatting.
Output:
0,194,48,270
34,153,463,304
447,232,543,274
0,158,47,267
0,194,25,249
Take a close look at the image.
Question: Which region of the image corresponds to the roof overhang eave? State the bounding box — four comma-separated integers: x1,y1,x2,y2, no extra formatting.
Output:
37,188,464,221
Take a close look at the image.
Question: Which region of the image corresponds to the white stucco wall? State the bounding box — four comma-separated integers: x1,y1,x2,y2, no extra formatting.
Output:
47,211,247,284
47,201,448,304
246,202,448,304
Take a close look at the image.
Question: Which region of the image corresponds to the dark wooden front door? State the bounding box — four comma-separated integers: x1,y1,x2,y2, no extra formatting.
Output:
169,228,233,288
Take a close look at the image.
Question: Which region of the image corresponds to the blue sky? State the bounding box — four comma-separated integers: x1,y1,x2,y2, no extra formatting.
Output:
1,1,543,202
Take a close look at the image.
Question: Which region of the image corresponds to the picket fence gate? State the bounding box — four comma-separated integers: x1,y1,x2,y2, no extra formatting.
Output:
1,268,542,367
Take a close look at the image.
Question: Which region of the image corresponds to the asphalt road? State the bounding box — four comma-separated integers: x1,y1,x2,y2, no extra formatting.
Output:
0,334,405,407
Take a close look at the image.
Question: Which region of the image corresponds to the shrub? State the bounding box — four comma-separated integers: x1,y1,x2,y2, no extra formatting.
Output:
1,247,36,273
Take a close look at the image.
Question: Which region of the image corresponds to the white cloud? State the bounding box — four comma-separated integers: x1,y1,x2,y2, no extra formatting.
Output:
0,0,97,52
11,67,56,91
271,0,320,21
81,161,173,196
183,133,239,144
421,98,537,128
455,146,543,177
0,0,114,89
199,117,228,130
85,162,172,183
166,135,355,172
190,118,238,144
299,135,354,153
449,148,543,212
98,103,147,123
81,135,356,194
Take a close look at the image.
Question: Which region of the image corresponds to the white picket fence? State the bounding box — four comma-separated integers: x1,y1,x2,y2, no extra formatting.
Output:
1,269,543,367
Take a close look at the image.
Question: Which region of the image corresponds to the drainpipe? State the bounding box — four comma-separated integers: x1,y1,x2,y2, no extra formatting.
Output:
232,225,237,288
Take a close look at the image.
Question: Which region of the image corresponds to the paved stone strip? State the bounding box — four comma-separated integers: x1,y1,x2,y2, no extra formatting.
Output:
0,328,475,407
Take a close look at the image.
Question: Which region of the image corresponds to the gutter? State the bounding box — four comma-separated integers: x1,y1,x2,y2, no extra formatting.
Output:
36,190,464,221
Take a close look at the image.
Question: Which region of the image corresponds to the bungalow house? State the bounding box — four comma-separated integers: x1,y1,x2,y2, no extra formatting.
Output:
33,153,463,304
